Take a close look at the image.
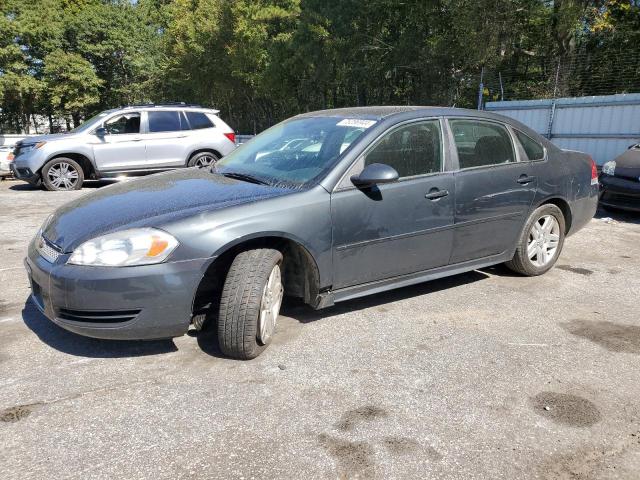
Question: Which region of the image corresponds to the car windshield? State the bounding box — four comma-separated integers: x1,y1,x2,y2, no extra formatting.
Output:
215,117,376,187
69,111,111,133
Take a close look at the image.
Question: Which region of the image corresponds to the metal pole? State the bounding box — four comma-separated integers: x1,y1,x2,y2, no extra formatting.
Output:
552,59,561,98
477,66,484,110
499,72,504,101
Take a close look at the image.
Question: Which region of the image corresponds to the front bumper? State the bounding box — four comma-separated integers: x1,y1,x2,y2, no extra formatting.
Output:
11,163,41,184
599,175,640,212
25,240,210,340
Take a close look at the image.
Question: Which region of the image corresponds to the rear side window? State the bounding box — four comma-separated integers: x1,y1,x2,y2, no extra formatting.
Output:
364,120,442,178
515,130,545,161
185,111,214,130
449,119,515,169
148,111,185,132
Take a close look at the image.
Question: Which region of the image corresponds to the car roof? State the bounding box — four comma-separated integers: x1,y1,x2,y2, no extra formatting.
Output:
294,106,548,143
295,105,516,121
116,105,220,114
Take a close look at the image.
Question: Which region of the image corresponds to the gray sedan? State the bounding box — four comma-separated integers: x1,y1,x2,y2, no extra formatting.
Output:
25,107,598,359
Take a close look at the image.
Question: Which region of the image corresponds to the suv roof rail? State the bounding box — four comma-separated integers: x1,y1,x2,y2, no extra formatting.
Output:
120,102,209,109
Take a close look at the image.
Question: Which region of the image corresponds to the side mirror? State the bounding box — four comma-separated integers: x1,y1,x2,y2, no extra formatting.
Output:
95,127,107,137
351,163,399,187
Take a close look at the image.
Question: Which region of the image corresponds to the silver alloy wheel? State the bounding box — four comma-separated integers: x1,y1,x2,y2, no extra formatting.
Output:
194,154,217,168
257,264,284,344
527,214,560,267
47,162,79,190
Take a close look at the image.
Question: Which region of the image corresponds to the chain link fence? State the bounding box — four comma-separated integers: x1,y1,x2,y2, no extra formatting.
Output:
478,49,640,107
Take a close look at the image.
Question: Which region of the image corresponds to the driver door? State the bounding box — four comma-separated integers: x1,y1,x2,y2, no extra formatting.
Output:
331,119,455,289
92,111,146,171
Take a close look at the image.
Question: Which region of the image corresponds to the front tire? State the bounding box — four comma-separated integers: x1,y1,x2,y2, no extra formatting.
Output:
217,249,284,359
41,157,84,191
505,204,565,276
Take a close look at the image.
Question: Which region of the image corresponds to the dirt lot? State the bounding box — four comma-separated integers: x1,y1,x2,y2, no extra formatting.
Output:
1,178,639,480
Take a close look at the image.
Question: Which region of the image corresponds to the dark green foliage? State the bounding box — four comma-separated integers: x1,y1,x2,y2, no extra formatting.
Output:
1,0,638,133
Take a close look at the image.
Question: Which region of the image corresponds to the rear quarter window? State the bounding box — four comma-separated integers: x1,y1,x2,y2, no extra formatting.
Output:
186,111,214,130
515,130,545,161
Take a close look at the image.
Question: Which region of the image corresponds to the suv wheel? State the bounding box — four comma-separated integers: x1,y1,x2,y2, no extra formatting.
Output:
42,157,84,191
188,151,219,168
217,249,284,359
505,204,565,276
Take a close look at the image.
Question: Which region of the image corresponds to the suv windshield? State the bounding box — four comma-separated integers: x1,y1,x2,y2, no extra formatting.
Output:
215,117,375,187
69,111,111,133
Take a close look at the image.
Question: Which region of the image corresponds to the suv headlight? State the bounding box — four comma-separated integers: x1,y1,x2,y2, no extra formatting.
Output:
601,161,616,176
19,141,46,154
68,228,179,266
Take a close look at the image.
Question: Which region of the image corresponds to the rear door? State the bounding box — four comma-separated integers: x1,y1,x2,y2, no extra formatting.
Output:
143,110,193,167
331,118,455,289
92,111,146,171
447,118,537,264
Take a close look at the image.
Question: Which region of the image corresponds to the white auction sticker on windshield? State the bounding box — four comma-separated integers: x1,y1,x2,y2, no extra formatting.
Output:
336,119,376,129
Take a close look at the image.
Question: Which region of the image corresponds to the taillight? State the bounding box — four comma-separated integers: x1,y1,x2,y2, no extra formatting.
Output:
224,132,236,144
7,152,14,162
590,157,598,185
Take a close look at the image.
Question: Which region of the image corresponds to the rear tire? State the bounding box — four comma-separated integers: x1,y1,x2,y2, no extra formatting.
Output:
41,157,84,191
188,151,219,168
505,204,565,276
217,249,284,359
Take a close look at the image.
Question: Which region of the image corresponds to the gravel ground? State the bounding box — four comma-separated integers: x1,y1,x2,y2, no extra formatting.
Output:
1,178,639,480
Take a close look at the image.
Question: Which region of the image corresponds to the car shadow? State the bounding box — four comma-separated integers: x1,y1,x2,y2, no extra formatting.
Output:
595,206,640,225
22,299,178,358
9,180,117,191
279,269,491,324
192,270,492,359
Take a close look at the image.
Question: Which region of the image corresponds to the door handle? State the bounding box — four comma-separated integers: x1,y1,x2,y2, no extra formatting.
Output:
425,189,449,200
130,138,143,142
517,175,536,184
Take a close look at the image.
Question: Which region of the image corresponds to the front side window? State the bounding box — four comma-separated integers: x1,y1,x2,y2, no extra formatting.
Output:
215,117,373,186
364,120,442,178
515,130,545,161
185,111,214,130
104,112,141,135
148,111,184,133
450,119,515,169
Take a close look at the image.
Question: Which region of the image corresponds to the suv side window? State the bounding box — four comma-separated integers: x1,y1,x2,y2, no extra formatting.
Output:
449,119,515,169
148,110,185,133
185,111,214,130
514,130,545,161
104,112,141,135
364,120,442,178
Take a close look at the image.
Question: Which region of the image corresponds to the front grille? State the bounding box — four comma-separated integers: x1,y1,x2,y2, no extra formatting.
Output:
36,235,61,263
57,308,141,324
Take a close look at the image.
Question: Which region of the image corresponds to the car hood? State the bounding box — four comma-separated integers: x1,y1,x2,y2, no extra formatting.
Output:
612,148,640,179
43,169,297,252
19,133,82,144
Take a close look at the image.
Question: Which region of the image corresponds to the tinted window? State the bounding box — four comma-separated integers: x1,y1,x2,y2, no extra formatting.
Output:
104,112,140,135
515,130,545,160
364,120,442,178
186,111,214,130
450,119,514,169
148,111,183,132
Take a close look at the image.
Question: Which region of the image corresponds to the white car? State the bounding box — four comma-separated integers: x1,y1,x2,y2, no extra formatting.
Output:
11,103,236,191
0,145,14,177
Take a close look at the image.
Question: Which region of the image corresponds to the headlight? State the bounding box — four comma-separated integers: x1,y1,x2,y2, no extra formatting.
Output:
68,228,179,266
19,141,46,154
601,161,616,176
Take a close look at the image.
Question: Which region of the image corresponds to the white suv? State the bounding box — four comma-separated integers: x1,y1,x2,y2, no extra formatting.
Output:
11,104,237,191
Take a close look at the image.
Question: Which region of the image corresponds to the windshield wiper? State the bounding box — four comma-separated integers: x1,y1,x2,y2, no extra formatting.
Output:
219,171,270,186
